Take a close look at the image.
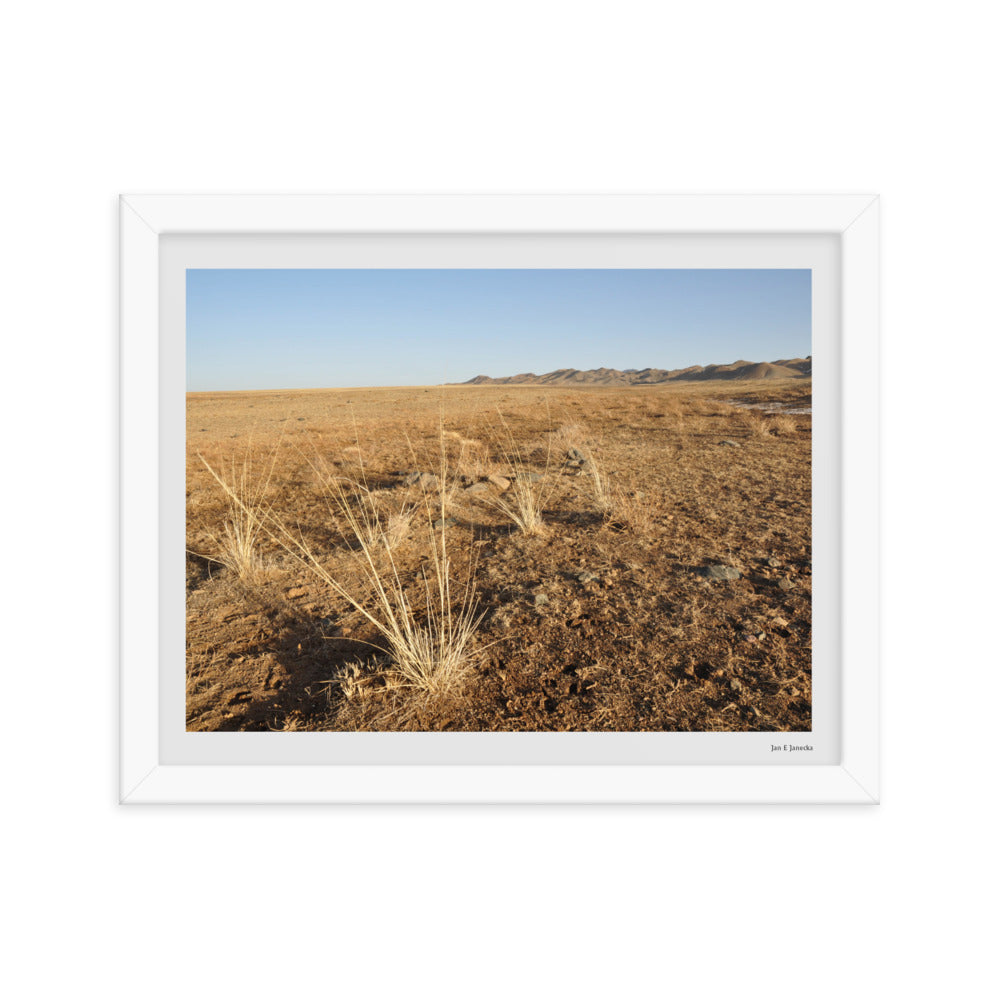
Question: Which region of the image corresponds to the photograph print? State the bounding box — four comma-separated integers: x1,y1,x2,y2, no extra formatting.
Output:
185,268,812,733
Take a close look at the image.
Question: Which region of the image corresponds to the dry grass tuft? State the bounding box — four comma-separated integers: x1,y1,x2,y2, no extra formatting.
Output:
581,446,616,516
267,440,485,696
768,413,798,436
195,442,279,584
555,427,624,522
443,429,490,479
742,410,799,438
477,412,556,535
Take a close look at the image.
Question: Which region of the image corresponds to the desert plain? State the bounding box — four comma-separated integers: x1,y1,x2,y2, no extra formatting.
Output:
186,374,812,732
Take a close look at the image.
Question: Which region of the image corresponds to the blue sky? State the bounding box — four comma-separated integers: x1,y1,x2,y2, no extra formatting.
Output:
186,269,811,391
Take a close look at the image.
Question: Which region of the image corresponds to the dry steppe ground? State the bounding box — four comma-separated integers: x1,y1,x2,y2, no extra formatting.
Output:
186,380,812,732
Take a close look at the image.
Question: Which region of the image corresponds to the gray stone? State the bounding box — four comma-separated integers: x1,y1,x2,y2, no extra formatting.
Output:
521,472,544,483
487,473,511,492
576,570,600,584
720,440,741,447
403,472,439,489
464,482,489,495
700,565,741,581
778,576,796,591
567,447,586,462
767,557,781,567
533,593,549,607
432,517,458,530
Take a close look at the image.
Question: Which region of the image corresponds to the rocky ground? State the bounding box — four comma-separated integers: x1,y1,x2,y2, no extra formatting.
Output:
186,380,812,732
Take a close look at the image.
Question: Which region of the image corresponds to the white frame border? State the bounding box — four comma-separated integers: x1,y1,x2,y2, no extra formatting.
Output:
120,194,879,804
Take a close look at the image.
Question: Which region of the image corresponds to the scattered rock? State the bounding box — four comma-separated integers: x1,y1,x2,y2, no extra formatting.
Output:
520,472,544,483
432,517,458,529
700,565,741,581
576,570,600,584
403,472,439,489
464,482,489,495
767,556,781,567
729,678,743,693
567,447,586,462
533,593,549,608
719,440,741,447
487,473,511,492
778,576,796,591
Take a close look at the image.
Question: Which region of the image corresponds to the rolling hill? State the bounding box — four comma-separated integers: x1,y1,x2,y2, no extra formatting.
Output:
457,357,811,386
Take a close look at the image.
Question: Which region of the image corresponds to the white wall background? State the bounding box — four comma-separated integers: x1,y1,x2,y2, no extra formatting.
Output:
4,2,995,997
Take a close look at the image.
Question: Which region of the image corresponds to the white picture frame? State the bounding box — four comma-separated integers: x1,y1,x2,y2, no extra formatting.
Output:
120,194,879,804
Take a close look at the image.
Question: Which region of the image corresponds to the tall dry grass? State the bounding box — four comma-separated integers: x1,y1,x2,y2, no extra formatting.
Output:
476,412,556,535
442,429,490,481
272,438,484,696
551,424,622,521
195,442,280,584
580,446,615,516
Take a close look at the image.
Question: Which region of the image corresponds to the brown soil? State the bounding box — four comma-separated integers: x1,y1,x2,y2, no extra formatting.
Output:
186,380,812,732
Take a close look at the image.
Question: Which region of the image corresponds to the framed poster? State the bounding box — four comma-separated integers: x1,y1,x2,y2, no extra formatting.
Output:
120,194,879,802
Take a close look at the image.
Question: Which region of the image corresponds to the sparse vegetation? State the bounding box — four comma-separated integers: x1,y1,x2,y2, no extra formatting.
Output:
266,443,484,697
186,380,812,733
740,408,801,438
474,411,556,536
194,440,279,585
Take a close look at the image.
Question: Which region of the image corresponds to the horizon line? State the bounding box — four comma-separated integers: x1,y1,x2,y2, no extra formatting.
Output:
187,353,813,394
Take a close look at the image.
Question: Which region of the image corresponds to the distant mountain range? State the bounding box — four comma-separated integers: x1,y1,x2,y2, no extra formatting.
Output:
456,357,812,386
